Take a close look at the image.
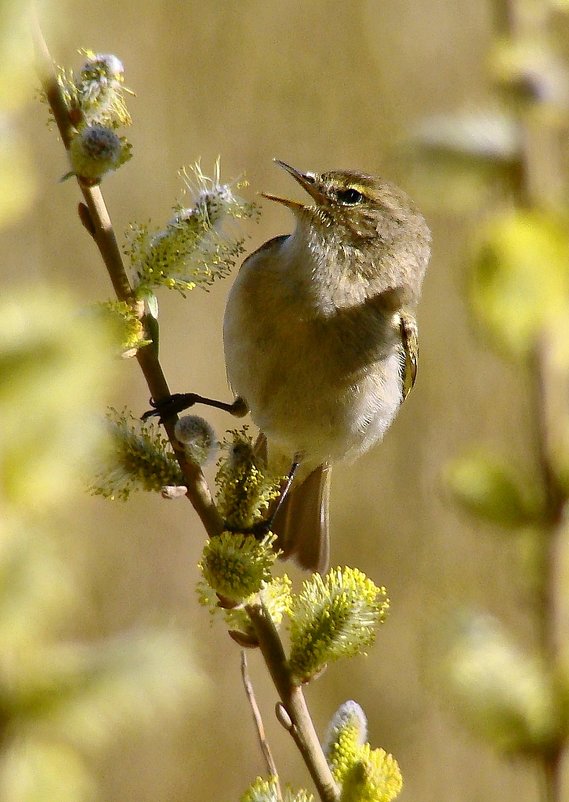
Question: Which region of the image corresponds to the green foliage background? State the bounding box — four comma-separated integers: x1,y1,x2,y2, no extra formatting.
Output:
3,1,565,800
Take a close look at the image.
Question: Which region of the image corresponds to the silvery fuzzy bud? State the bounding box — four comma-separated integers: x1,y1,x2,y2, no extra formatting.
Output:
174,415,217,466
69,125,123,182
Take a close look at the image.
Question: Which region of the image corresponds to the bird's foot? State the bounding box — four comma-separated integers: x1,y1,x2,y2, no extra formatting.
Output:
142,393,248,423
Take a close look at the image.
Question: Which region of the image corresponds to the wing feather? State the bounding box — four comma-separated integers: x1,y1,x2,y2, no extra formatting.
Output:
399,311,419,401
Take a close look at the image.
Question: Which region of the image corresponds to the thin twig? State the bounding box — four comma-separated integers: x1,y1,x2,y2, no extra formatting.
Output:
530,339,566,802
33,21,223,538
246,603,339,802
240,651,282,797
36,22,339,802
498,3,569,800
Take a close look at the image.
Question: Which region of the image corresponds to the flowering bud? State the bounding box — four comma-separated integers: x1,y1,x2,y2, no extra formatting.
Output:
288,567,389,684
444,449,542,528
174,415,216,466
75,51,132,128
437,611,559,752
215,429,281,530
324,701,368,762
200,532,277,603
470,211,569,359
89,410,184,501
79,53,125,86
323,700,402,802
340,745,402,802
69,125,124,183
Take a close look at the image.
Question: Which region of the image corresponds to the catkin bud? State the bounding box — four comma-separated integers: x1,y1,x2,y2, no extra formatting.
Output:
79,53,125,85
69,125,123,182
324,700,368,761
174,415,217,466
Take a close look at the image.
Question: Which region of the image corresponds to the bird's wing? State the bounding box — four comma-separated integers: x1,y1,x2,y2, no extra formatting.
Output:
399,310,419,401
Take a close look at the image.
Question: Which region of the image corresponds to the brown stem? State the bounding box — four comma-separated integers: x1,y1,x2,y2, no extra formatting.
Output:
531,338,565,640
496,3,569,800
240,651,281,797
78,188,135,302
542,748,564,802
35,20,339,802
246,603,339,802
32,13,75,149
33,21,223,538
530,339,567,802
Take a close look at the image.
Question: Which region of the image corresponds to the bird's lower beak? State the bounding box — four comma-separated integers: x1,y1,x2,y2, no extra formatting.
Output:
261,159,327,208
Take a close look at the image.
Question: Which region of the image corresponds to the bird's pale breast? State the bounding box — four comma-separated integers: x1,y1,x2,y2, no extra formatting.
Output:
223,239,403,465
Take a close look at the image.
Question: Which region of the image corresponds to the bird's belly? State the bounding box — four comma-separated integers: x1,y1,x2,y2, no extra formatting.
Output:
227,318,402,464
269,361,399,463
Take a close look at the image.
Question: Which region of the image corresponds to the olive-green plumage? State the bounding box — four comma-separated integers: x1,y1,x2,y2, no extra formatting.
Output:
224,161,431,571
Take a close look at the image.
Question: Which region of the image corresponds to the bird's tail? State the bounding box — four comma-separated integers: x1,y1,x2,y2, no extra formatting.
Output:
272,463,331,574
253,433,331,573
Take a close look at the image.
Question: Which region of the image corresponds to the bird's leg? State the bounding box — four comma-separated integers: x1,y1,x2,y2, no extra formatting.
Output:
269,459,300,522
249,459,300,538
142,393,248,422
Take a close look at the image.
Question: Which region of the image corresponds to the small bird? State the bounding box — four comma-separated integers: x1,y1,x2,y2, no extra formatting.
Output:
223,160,431,572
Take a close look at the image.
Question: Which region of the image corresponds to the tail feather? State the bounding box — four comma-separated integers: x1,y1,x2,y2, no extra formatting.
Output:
254,432,331,573
272,463,331,573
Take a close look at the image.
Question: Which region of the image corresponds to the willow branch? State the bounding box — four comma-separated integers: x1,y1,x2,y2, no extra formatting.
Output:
240,651,282,798
528,339,566,802
33,22,223,538
246,603,339,802
35,24,341,801
498,3,568,800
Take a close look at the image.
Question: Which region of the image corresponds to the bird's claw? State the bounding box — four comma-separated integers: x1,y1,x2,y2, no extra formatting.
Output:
141,393,199,422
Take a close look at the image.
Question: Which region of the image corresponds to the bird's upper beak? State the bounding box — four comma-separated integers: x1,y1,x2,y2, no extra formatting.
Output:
261,159,327,209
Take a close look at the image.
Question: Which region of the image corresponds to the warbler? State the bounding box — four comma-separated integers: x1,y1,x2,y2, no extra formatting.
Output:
222,160,431,572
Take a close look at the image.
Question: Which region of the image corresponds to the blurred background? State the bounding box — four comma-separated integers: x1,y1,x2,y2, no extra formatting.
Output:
3,1,567,800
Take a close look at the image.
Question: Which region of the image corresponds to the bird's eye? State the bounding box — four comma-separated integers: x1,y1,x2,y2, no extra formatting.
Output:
336,187,364,205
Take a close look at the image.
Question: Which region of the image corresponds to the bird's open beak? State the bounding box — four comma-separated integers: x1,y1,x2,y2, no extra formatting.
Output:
261,159,327,208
